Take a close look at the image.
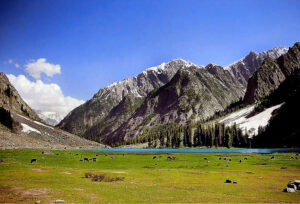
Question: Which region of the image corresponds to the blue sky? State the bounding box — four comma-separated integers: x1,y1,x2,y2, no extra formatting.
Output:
1,0,299,102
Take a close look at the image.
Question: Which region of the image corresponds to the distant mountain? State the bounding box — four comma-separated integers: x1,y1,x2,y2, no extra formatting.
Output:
0,72,40,121
244,42,300,104
35,110,64,126
224,47,288,87
57,59,197,136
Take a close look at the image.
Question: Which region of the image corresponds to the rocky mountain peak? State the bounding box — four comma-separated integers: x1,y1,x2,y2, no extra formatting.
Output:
224,46,288,87
244,42,300,104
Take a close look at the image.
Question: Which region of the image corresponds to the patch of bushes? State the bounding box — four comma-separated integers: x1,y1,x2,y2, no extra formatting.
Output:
84,173,124,182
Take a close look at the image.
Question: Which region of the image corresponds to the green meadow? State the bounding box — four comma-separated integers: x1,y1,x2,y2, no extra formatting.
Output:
0,149,300,203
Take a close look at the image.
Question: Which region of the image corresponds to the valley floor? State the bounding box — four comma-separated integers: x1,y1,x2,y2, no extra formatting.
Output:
0,150,300,203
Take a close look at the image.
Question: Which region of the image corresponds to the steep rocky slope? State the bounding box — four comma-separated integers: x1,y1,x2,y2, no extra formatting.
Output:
83,94,144,143
104,65,244,144
244,42,300,104
0,112,106,149
224,47,288,86
0,72,40,121
0,73,106,149
57,59,197,136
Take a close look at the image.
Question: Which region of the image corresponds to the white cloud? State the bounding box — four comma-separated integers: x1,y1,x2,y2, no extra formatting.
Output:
7,74,85,119
15,64,20,68
8,59,13,64
25,58,61,79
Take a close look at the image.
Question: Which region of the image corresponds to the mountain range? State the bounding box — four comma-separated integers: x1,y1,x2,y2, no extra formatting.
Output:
1,42,299,148
57,45,291,145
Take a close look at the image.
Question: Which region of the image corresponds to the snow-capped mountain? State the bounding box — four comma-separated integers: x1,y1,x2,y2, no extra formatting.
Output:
224,47,288,86
93,58,199,99
58,59,199,136
36,110,64,126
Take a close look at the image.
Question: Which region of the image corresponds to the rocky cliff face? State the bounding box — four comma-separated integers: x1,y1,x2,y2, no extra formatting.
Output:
0,72,40,121
225,47,288,87
57,59,197,136
244,42,300,104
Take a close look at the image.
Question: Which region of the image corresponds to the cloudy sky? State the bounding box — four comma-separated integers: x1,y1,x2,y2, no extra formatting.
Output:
0,0,299,117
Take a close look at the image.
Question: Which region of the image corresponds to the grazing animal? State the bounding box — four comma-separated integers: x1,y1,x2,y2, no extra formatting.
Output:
79,159,83,162
153,156,157,160
228,159,232,162
167,156,176,161
271,156,274,159
204,158,208,160
239,160,242,163
75,154,79,156
291,157,294,160
92,158,96,162
96,154,98,157
0,159,3,163
30,159,37,163
84,158,89,162
223,158,226,160
56,153,59,155
225,179,232,183
219,158,222,160
244,157,248,160
111,156,114,159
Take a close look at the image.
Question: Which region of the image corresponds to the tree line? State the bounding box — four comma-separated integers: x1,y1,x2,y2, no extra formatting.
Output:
115,122,251,148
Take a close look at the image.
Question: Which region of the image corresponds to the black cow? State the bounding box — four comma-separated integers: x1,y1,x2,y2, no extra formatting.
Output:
84,158,89,162
30,159,37,163
153,156,157,159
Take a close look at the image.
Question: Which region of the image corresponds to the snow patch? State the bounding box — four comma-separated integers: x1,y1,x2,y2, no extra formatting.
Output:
17,113,54,129
220,103,284,137
21,123,41,134
33,120,54,130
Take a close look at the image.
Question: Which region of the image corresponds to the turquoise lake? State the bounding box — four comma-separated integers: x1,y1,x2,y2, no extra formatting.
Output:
69,148,300,153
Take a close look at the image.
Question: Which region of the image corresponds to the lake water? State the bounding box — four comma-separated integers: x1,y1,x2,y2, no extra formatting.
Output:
68,148,300,153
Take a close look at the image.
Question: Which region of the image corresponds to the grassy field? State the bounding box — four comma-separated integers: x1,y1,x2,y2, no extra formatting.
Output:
0,150,300,203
